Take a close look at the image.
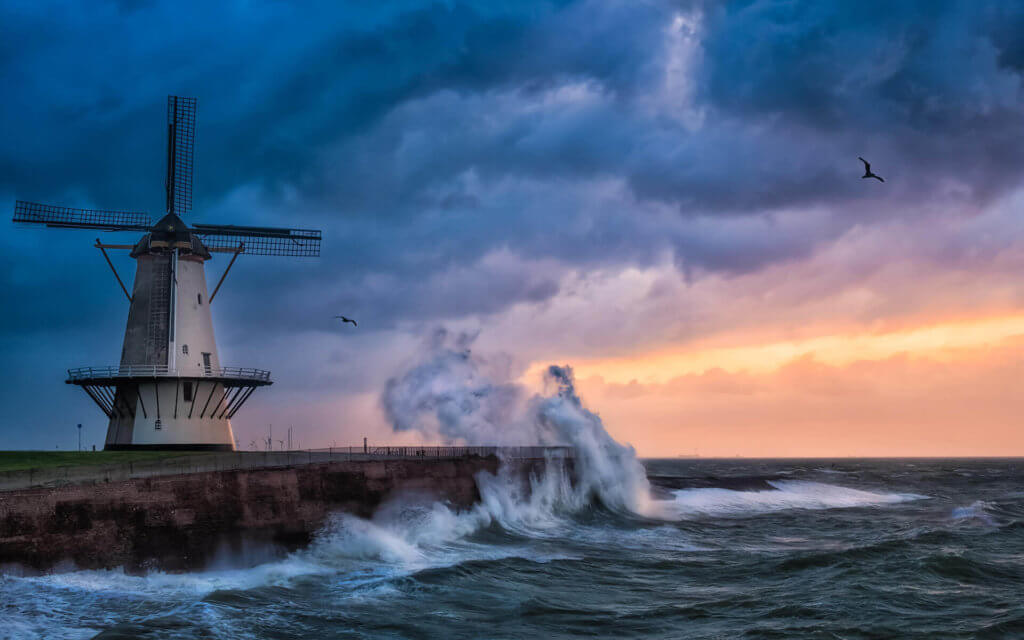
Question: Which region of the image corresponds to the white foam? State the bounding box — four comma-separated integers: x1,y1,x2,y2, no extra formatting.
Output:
21,554,337,599
658,480,925,518
951,500,998,525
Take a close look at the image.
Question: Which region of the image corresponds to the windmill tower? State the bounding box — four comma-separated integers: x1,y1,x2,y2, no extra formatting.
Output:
12,96,321,451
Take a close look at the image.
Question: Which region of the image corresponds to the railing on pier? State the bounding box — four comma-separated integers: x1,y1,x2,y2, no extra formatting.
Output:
331,445,575,459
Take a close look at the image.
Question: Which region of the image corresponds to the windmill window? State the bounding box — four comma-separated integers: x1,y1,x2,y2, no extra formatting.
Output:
183,381,193,402
198,293,202,305
155,418,162,430
182,344,189,355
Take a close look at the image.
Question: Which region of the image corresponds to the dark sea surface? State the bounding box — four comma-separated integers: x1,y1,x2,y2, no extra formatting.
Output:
2,458,1023,639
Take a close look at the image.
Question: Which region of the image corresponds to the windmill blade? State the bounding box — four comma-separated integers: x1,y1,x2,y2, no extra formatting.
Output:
13,201,151,231
166,95,196,215
192,223,321,257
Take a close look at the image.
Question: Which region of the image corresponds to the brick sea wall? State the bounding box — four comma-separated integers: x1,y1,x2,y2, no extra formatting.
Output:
0,456,502,573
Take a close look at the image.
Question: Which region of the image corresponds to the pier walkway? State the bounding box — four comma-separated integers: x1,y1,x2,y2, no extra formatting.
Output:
0,446,574,492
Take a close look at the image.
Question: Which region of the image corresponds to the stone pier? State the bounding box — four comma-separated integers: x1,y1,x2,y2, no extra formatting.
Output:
0,456,503,573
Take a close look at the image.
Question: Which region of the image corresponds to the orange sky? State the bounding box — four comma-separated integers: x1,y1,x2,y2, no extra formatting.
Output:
535,313,1024,383
544,314,1024,457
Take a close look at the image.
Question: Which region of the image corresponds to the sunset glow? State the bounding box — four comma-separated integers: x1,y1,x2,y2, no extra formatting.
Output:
552,313,1024,384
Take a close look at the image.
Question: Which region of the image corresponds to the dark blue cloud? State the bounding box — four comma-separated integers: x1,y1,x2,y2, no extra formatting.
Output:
697,1,1024,198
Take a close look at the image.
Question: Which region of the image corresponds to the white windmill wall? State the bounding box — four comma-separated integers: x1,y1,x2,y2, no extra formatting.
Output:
105,251,237,450
174,255,221,375
125,380,236,448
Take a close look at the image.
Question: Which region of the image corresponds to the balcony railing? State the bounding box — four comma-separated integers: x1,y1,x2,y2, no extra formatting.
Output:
66,365,272,382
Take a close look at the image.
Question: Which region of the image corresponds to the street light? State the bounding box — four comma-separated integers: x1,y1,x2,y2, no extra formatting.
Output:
77,423,82,452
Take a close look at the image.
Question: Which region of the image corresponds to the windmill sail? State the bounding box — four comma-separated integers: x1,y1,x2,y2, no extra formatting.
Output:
166,96,196,216
13,201,151,231
191,223,321,257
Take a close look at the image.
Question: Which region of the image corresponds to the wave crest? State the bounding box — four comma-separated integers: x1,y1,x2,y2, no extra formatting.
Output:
658,480,925,518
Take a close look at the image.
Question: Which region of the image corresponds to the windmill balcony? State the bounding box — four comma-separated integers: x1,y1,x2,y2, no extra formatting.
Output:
66,365,272,386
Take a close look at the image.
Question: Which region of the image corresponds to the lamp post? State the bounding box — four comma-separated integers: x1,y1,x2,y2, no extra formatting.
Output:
77,423,82,452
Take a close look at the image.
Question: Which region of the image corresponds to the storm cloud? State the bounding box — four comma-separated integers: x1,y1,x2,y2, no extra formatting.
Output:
1,0,1023,449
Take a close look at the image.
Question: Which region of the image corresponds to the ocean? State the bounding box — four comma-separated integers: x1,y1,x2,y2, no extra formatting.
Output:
2,457,1022,639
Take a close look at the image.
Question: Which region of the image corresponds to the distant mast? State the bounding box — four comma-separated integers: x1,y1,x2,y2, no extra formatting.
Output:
12,96,322,450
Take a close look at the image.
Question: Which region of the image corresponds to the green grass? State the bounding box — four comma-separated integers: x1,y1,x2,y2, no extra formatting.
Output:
0,451,215,473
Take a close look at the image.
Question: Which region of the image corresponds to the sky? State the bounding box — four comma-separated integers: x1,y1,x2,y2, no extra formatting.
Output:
2,0,1024,456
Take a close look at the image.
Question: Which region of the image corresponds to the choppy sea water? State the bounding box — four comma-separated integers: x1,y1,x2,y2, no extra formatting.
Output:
2,458,1023,639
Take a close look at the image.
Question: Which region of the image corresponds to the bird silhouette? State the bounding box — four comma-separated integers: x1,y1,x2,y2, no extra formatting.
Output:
858,157,884,182
335,315,358,327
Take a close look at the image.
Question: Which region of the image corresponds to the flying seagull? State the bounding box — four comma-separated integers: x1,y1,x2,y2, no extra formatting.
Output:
335,315,357,327
858,157,884,182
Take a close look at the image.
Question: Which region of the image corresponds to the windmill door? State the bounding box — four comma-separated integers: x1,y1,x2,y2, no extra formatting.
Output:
202,352,212,375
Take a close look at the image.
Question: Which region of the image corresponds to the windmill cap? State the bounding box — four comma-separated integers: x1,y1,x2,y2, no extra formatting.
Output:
130,212,211,258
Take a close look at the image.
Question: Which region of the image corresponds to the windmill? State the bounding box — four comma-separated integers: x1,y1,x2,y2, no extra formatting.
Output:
12,96,321,451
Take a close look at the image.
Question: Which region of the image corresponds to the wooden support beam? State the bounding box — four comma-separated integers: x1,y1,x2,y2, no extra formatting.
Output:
226,386,249,419
154,382,161,420
82,385,112,418
107,387,122,419
217,386,243,420
209,243,244,303
227,386,258,419
210,386,231,420
98,385,117,416
95,239,133,303
200,382,218,418
136,385,148,419
112,391,123,419
188,382,201,419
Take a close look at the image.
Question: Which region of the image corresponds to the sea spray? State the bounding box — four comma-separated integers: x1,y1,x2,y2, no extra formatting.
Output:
383,329,528,445
382,329,652,515
529,365,652,514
